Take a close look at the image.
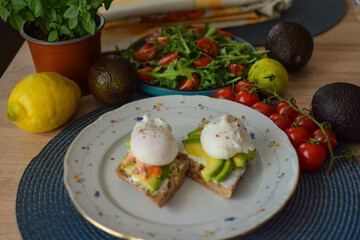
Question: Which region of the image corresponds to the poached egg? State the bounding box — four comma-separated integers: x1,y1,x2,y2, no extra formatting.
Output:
130,114,178,166
200,114,254,159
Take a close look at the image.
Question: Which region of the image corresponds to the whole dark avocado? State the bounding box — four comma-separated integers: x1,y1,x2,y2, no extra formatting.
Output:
311,82,360,142
88,54,137,105
265,21,313,72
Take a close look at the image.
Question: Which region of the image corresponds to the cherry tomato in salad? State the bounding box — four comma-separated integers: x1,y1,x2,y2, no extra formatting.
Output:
297,142,326,171
234,80,255,93
144,28,163,42
137,67,155,82
215,29,233,38
178,74,199,90
269,113,292,131
194,56,212,67
227,64,247,77
157,36,170,47
186,25,206,36
311,129,337,154
157,51,179,65
234,90,259,107
251,102,275,117
212,87,234,100
197,38,219,56
285,126,310,148
293,114,318,133
134,43,158,62
275,101,299,120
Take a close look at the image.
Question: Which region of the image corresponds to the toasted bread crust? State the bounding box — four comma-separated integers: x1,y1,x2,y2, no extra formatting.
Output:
115,153,188,208
186,157,247,198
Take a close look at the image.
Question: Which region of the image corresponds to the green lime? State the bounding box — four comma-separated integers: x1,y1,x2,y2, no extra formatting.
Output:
248,58,289,96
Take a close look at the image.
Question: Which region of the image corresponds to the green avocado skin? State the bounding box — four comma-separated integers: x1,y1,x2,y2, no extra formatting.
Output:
88,54,137,106
311,82,360,142
265,21,313,72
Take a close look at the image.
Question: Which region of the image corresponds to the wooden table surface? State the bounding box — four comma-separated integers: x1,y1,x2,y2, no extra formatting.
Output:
1,1,360,239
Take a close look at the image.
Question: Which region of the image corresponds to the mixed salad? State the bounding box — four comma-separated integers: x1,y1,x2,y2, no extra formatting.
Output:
124,24,267,90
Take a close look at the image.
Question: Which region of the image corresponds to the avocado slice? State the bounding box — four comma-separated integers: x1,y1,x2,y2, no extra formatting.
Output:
247,149,256,161
233,153,247,168
182,138,224,182
213,159,234,182
187,128,202,139
123,162,162,192
187,121,209,139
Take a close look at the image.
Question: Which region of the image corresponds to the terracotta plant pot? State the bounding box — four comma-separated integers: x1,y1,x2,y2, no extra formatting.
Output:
20,13,105,96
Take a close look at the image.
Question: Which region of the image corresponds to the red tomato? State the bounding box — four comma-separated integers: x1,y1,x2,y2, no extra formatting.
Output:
234,80,255,93
269,113,292,131
285,127,310,148
137,67,154,82
297,142,326,171
215,28,233,38
157,51,179,65
212,87,234,100
293,114,318,133
144,28,163,42
178,74,199,90
194,56,212,67
227,64,247,77
311,129,337,154
197,38,219,56
275,101,299,120
251,102,275,117
157,36,170,47
234,90,259,107
134,43,158,62
186,25,206,36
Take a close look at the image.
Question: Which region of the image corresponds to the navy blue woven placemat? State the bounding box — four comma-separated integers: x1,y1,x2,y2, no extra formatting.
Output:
16,98,360,240
226,0,346,46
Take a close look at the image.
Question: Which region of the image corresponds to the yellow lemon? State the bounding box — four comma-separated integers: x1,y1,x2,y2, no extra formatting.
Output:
248,58,289,96
6,72,81,132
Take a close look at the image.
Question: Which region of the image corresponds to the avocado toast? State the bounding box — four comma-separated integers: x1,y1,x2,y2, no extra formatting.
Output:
115,114,188,208
182,114,256,198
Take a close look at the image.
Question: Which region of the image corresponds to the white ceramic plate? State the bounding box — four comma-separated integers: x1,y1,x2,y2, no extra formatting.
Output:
63,95,299,240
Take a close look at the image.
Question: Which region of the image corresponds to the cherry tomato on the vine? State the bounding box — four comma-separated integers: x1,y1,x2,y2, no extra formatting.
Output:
137,67,155,82
197,38,219,56
275,101,298,120
251,102,275,117
194,56,212,67
234,90,259,107
234,80,255,93
134,43,158,62
269,113,292,131
311,129,337,154
157,51,179,65
293,114,318,133
285,126,310,148
297,142,326,171
212,87,234,100
227,64,247,77
178,74,199,90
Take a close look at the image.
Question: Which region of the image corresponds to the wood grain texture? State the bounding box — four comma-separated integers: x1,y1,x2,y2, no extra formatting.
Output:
0,0,359,238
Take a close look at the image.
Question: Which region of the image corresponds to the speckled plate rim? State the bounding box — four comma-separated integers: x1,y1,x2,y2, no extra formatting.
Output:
128,35,257,96
63,95,299,240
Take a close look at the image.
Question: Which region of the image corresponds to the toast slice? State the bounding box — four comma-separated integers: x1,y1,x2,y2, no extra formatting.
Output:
185,155,248,198
115,153,188,208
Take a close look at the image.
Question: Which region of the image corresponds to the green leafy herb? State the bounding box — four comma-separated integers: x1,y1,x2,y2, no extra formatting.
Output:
0,0,113,41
